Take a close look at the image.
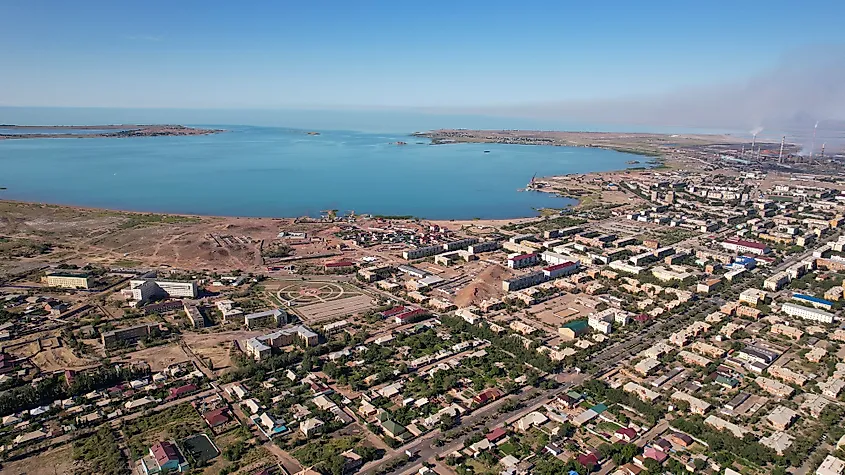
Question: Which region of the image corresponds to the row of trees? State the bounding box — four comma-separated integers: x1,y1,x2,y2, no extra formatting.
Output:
440,315,559,373
669,416,779,468
580,380,665,425
0,363,151,418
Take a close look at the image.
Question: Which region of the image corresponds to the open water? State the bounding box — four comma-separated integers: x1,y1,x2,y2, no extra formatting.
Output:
0,126,647,219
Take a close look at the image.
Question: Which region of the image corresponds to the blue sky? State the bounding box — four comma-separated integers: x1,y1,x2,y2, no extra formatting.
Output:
1,0,844,128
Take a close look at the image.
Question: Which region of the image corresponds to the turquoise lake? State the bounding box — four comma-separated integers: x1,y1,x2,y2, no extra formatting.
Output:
0,126,645,219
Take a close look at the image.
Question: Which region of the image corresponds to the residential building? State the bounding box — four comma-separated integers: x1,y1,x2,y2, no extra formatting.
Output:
705,415,747,438
623,382,660,402
300,417,325,437
819,378,845,399
721,238,770,255
760,431,794,455
767,406,799,430
183,302,205,329
764,272,791,291
755,376,795,398
768,365,809,386
542,261,580,279
739,288,768,306
792,293,835,311
502,271,546,292
141,441,188,474
508,253,539,269
671,392,711,415
771,324,804,340
101,323,162,347
244,325,319,361
816,455,845,475
244,308,287,329
44,272,92,289
781,302,835,324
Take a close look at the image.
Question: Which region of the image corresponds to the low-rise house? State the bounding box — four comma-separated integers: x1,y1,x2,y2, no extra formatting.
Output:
516,411,548,432
141,441,188,474
300,417,324,437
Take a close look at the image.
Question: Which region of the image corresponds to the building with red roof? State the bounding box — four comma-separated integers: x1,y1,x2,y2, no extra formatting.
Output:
169,384,198,399
474,388,504,405
394,308,427,324
203,407,230,428
577,452,600,468
142,440,188,474
542,261,580,279
380,306,407,318
485,427,508,443
325,260,356,269
644,447,668,463
615,427,637,442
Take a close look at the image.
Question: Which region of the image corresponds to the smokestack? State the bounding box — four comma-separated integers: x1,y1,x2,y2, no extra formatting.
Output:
751,133,757,151
741,144,745,159
810,121,819,160
778,136,785,163
821,143,826,158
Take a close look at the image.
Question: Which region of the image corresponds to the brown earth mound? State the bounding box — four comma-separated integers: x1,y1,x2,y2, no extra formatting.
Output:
454,264,512,308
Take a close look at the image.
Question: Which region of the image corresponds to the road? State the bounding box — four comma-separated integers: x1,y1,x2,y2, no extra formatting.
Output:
361,373,587,475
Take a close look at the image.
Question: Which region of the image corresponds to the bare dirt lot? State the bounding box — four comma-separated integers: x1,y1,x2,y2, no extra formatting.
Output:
183,330,267,372
295,294,376,323
0,201,341,272
5,336,99,372
1,443,78,475
117,343,191,371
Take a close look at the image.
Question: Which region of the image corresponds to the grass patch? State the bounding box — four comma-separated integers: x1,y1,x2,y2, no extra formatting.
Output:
291,435,360,467
123,403,206,460
498,442,518,456
112,258,142,267
73,426,127,474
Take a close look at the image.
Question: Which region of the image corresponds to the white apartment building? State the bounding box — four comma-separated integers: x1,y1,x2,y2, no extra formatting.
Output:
781,302,835,324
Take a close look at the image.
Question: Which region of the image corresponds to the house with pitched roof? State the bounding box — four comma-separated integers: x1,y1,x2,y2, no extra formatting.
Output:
141,441,188,474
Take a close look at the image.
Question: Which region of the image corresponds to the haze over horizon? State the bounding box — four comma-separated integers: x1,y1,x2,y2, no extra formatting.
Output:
2,0,844,133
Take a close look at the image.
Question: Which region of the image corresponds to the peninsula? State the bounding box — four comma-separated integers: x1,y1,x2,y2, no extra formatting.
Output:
0,124,223,140
413,128,749,157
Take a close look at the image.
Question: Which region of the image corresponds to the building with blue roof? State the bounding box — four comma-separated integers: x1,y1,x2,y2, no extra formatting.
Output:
734,256,757,269
792,293,834,310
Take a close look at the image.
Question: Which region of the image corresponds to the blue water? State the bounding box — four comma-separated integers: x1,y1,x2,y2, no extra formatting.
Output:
0,126,645,219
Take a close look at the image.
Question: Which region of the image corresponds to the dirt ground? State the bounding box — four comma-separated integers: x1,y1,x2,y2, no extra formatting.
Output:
183,330,266,371
31,347,99,372
295,294,376,323
0,201,340,272
5,336,99,372
1,443,78,475
454,264,513,308
117,343,191,371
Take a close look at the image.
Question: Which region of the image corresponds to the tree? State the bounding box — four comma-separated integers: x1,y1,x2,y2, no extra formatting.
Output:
440,413,457,432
